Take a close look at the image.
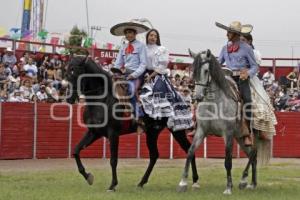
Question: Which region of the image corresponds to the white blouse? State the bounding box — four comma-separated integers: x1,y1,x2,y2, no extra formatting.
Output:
146,44,169,75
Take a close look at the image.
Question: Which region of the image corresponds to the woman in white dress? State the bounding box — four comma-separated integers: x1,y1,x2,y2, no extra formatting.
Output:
140,29,193,131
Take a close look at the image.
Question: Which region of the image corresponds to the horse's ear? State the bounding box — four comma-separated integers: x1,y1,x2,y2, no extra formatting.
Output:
206,49,211,59
188,48,197,58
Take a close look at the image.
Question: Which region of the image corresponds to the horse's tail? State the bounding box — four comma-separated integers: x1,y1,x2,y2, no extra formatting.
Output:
256,134,272,166
234,132,272,166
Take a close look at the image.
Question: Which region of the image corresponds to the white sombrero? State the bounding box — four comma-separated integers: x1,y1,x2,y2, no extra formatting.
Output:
215,21,253,35
110,22,150,36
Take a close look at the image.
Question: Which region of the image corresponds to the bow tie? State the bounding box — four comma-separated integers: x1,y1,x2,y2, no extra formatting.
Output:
227,44,239,53
125,43,134,54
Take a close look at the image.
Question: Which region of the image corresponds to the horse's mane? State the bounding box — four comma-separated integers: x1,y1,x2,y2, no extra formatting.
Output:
193,53,232,98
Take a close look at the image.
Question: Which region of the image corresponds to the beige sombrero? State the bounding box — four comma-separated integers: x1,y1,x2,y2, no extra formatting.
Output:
110,22,150,36
215,21,253,35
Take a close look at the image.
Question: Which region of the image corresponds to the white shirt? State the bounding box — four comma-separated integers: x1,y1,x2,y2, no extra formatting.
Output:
24,64,38,77
146,44,169,74
36,91,48,101
262,71,275,85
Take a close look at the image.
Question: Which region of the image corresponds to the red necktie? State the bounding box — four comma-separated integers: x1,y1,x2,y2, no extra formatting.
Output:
125,43,134,54
227,44,239,53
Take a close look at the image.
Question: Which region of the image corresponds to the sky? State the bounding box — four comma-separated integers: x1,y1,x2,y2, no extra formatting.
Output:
1,0,300,61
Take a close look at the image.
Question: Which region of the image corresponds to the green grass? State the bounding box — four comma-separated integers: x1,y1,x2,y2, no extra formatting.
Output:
1,162,300,200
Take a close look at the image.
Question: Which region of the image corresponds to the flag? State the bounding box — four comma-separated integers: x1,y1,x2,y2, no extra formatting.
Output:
38,29,48,40
106,42,113,50
9,28,21,40
22,29,32,40
82,37,93,48
50,37,60,45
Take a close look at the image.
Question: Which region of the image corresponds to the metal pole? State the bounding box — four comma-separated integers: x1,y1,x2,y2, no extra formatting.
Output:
272,59,276,79
68,105,73,158
204,138,207,158
0,103,2,151
271,138,273,158
170,133,174,159
137,134,141,159
85,0,90,36
103,137,106,159
33,102,37,159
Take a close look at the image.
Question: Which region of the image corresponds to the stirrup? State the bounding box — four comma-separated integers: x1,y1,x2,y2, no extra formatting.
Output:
136,119,145,134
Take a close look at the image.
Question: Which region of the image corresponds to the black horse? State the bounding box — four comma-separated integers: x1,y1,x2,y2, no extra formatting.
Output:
66,55,199,191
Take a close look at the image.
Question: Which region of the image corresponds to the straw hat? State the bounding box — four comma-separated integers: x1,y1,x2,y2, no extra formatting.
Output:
110,21,150,36
215,21,253,35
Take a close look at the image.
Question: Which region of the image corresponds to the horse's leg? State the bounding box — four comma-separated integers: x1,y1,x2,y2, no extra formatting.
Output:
172,130,199,188
248,148,257,189
237,132,258,190
177,128,204,192
107,129,119,192
137,126,161,188
248,132,258,189
73,130,100,185
223,134,234,195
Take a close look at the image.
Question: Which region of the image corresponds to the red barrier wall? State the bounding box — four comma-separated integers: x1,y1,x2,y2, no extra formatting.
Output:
0,103,299,159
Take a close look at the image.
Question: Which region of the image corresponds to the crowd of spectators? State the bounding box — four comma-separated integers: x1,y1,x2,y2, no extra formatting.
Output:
0,48,299,112
0,48,68,103
262,67,300,112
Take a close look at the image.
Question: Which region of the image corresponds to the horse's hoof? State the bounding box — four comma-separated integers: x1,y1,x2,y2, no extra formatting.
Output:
106,188,116,192
86,173,94,185
246,184,256,190
223,188,232,195
192,182,200,190
239,181,248,190
177,185,188,193
137,183,144,189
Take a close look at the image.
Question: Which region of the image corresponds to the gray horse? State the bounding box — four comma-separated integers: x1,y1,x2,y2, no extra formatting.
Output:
177,49,271,195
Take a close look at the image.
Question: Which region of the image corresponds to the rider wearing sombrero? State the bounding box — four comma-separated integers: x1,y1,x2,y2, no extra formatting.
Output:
110,21,150,131
216,21,258,146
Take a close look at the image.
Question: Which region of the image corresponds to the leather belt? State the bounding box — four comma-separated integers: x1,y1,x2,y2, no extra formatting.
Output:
232,70,240,77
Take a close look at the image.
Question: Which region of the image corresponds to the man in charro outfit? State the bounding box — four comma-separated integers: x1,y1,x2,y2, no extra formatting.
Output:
110,21,150,131
216,21,258,146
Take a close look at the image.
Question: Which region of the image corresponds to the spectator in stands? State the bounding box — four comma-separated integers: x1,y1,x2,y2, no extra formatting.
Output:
108,58,116,69
262,68,275,89
183,66,191,77
50,53,62,70
286,67,299,93
2,47,17,70
20,52,30,64
19,79,34,102
45,81,59,102
8,89,25,102
23,57,38,79
36,84,48,102
181,87,192,105
274,88,290,111
0,63,9,91
171,64,183,78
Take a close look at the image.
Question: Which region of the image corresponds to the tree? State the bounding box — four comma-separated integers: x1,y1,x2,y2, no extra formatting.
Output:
64,25,88,55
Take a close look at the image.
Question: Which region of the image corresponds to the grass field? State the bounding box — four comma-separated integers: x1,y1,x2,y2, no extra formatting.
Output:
0,158,300,200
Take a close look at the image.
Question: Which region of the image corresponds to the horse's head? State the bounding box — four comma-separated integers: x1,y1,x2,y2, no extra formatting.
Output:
65,55,88,104
190,49,213,101
66,55,113,104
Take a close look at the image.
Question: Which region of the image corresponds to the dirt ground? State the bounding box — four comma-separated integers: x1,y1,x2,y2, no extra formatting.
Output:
0,158,299,173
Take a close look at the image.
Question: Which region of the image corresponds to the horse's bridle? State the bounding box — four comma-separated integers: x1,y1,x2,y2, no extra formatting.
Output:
194,60,212,95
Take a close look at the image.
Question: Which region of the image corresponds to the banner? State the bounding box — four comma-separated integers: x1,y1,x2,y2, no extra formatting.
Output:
9,28,21,40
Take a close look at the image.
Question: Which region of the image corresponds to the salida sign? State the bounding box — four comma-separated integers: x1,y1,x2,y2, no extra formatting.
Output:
99,50,118,59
